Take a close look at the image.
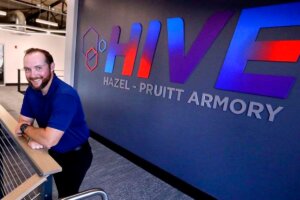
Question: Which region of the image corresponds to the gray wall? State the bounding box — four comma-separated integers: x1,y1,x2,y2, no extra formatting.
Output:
74,0,300,199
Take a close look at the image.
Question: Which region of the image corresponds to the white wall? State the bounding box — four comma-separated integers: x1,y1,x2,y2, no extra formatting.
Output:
0,30,65,84
64,0,78,86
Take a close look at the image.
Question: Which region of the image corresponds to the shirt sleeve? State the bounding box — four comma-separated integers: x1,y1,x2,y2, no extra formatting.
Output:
20,90,34,118
47,94,77,132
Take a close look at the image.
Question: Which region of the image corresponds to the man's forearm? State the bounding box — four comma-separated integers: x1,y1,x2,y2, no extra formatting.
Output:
23,126,54,149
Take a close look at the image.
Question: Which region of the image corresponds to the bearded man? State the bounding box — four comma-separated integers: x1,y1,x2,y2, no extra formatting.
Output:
15,48,93,198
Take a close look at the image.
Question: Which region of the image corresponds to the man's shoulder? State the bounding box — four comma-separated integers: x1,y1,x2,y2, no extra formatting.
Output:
56,78,78,97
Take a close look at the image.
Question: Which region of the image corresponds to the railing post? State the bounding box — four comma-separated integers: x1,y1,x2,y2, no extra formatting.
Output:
17,69,21,93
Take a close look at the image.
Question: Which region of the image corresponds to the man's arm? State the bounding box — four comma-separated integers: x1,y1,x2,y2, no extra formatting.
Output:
16,114,64,149
16,115,43,149
23,126,63,149
15,114,34,137
16,114,34,128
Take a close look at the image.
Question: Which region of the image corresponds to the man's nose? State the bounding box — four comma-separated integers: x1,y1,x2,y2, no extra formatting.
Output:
28,69,38,78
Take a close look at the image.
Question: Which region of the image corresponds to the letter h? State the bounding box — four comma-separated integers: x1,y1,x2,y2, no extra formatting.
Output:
104,23,142,76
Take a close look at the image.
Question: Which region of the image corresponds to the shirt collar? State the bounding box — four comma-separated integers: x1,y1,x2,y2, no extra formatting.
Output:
44,73,59,97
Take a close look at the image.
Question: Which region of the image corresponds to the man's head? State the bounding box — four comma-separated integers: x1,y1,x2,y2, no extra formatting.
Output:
23,48,55,92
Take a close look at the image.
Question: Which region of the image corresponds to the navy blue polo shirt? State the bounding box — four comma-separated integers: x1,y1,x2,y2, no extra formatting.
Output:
21,74,90,153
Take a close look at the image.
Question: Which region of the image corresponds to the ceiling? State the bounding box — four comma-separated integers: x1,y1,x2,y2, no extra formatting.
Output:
0,0,67,36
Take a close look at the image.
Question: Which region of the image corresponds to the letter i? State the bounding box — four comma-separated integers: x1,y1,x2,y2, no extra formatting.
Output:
137,20,161,78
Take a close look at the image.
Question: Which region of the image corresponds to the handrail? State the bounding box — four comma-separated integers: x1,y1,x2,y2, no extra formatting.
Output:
0,104,61,199
0,104,62,176
60,188,109,200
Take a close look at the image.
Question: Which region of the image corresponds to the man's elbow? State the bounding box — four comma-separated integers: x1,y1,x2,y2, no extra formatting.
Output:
44,127,63,149
44,138,60,149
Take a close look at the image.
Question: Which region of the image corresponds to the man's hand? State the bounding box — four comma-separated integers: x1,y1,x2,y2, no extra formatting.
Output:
15,122,23,136
27,139,44,149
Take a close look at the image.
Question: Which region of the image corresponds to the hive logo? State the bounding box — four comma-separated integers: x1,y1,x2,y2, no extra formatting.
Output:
82,2,300,99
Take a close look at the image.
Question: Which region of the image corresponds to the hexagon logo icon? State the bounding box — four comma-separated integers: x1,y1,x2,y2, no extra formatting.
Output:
82,27,100,72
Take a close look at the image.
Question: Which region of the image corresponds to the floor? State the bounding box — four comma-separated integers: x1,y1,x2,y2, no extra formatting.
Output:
0,86,193,200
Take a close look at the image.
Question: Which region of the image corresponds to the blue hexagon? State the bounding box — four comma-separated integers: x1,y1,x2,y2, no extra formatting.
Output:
98,39,107,53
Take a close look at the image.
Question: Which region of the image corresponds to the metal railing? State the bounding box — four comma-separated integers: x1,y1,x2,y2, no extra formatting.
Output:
17,69,28,94
60,188,109,200
0,105,62,200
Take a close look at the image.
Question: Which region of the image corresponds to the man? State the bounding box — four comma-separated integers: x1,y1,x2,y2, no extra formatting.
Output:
15,48,93,198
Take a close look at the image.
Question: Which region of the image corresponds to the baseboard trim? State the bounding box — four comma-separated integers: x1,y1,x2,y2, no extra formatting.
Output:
90,130,216,200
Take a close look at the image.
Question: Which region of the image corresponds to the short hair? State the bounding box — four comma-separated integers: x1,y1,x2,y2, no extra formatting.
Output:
24,48,54,65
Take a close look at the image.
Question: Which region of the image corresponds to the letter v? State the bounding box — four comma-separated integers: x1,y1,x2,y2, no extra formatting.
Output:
167,11,234,83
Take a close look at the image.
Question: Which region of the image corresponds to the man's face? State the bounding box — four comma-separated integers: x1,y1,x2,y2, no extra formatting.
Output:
23,52,53,90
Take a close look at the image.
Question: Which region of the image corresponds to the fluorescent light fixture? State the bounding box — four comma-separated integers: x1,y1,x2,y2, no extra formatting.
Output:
0,10,7,16
35,18,58,27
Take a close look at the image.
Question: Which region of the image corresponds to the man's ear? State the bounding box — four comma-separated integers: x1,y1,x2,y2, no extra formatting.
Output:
50,63,55,71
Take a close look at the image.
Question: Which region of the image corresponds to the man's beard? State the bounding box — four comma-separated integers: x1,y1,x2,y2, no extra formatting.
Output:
28,73,51,90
